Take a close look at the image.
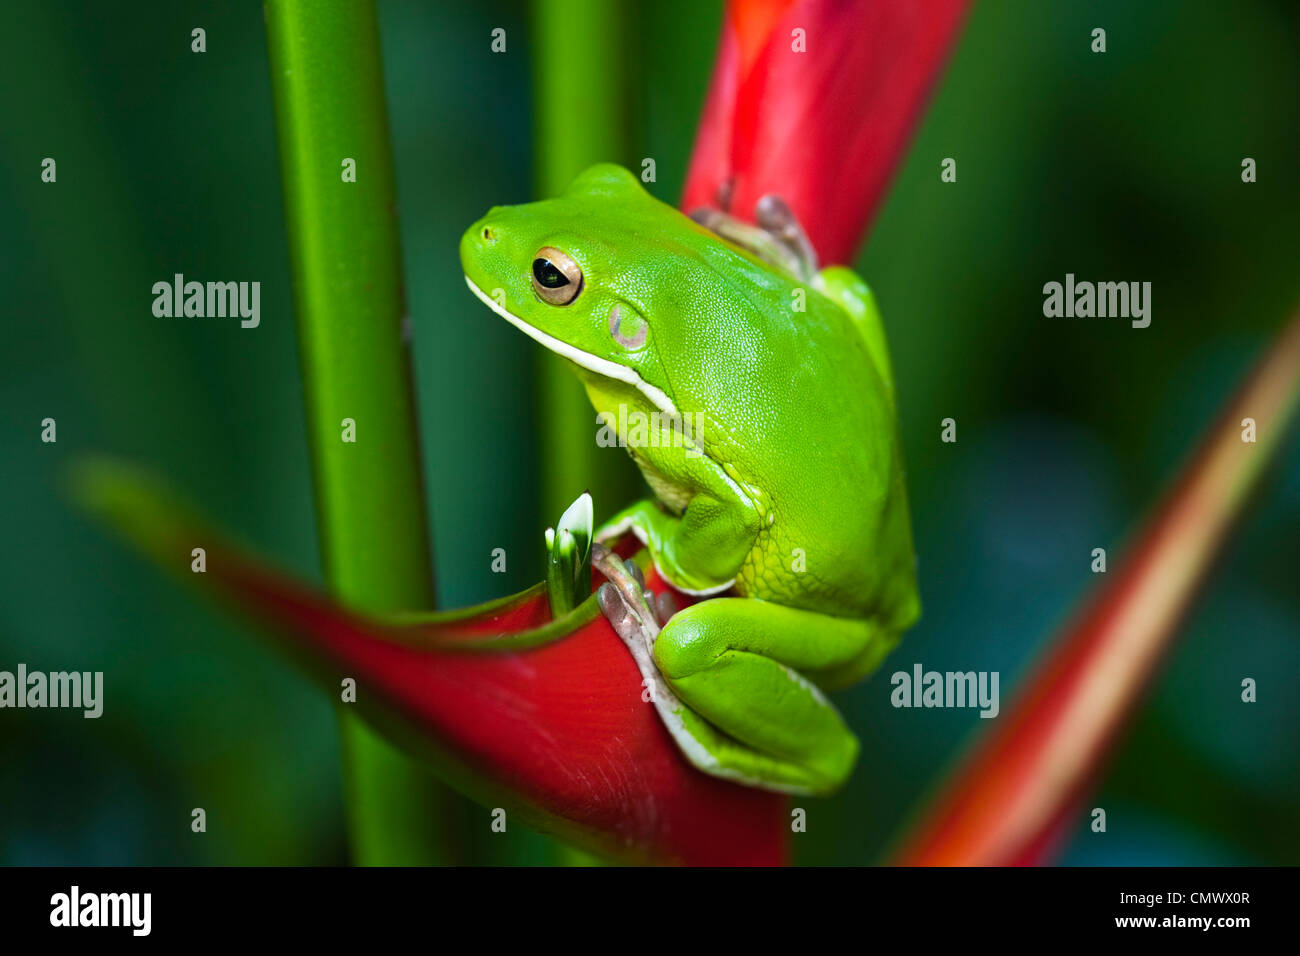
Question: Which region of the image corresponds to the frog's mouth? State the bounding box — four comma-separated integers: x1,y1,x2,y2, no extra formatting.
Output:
464,275,679,420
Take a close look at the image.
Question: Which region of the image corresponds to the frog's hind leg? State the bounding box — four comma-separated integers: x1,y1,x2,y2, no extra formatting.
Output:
597,579,841,793
594,544,886,796
650,598,885,795
592,546,763,784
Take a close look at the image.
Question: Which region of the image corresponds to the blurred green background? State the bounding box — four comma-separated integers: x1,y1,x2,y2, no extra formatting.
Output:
2,0,1297,865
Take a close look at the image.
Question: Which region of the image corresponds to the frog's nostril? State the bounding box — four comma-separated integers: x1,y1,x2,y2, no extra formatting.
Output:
482,226,496,242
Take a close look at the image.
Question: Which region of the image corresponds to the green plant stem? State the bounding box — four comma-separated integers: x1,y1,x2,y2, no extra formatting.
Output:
265,0,453,865
531,0,640,867
532,0,643,523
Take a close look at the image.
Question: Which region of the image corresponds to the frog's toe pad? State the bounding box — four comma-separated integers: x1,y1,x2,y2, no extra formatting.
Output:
597,583,642,644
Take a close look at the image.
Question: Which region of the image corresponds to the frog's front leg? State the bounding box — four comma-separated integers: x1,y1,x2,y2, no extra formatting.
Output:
598,497,748,596
597,442,763,598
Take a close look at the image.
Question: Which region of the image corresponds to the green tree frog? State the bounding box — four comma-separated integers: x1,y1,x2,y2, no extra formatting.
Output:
460,164,919,795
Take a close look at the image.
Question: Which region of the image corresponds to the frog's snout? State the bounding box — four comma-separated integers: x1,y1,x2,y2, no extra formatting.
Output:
471,217,498,244
459,213,501,274
466,212,499,242
468,206,508,243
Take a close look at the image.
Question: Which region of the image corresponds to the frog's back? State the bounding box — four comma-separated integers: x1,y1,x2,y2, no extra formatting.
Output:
689,259,915,625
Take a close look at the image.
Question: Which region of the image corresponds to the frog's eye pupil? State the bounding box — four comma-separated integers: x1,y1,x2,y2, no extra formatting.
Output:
533,258,568,289
530,247,583,305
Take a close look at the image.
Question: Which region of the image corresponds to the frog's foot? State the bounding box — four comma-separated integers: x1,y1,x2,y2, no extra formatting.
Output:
592,543,662,645
689,195,820,286
754,194,820,282
592,544,726,776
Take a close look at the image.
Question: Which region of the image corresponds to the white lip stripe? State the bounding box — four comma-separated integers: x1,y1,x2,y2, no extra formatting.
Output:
464,275,679,418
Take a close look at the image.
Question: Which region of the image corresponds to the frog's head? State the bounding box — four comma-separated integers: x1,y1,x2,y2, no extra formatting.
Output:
461,163,710,420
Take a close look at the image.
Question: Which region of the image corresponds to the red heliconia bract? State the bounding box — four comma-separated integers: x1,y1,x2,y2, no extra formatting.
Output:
220,544,790,865
891,310,1300,866
682,0,971,264
76,464,787,865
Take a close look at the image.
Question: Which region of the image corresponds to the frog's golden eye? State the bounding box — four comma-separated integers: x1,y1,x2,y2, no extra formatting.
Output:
531,247,583,305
